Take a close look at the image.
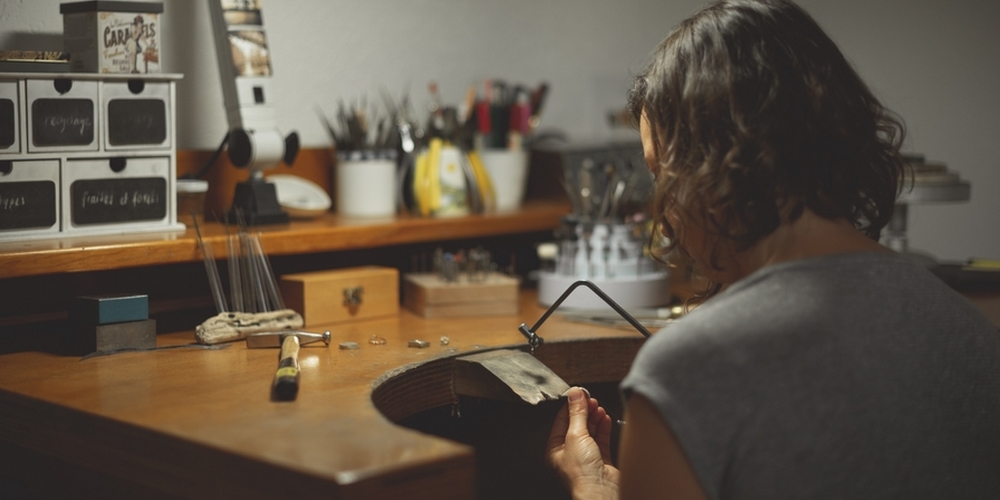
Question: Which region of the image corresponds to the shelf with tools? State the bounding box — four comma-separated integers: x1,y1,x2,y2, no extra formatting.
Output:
0,142,573,280
0,146,570,333
0,198,569,280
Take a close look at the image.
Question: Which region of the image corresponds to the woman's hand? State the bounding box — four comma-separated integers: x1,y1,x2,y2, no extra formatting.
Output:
546,386,620,499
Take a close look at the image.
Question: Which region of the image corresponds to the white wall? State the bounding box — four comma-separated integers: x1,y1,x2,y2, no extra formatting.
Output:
2,0,997,261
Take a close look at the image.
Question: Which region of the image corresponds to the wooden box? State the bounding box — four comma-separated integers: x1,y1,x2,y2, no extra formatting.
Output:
403,272,520,318
280,266,399,327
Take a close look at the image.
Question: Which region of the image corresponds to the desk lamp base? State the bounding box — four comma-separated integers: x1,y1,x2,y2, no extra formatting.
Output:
229,178,289,226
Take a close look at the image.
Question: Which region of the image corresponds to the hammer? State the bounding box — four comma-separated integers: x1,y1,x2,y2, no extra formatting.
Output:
247,330,331,401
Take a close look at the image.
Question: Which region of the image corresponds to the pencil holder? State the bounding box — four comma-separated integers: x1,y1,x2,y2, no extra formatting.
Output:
336,151,397,217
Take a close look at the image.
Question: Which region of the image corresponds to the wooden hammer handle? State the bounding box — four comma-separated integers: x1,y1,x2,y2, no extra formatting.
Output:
272,335,300,401
279,334,300,361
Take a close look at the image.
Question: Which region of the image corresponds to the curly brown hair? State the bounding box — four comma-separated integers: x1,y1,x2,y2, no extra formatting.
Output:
629,0,906,300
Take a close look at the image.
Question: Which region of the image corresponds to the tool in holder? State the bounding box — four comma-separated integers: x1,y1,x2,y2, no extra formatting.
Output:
535,142,672,309
208,0,299,225
247,330,331,401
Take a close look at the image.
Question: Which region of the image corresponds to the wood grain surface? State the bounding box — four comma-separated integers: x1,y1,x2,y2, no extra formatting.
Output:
0,290,645,499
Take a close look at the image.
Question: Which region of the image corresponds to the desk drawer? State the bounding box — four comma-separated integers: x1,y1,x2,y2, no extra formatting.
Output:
0,80,21,154
26,78,99,153
0,159,60,238
62,156,170,230
103,80,171,151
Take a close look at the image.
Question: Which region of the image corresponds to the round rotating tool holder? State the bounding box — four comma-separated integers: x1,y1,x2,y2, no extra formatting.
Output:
537,215,671,309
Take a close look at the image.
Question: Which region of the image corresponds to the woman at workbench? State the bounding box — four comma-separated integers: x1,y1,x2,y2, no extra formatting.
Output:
545,0,1000,498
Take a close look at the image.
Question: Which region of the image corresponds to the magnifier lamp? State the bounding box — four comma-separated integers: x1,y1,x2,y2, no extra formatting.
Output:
209,0,299,225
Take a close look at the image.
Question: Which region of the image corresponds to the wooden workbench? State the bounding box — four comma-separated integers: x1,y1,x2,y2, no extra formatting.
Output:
0,291,644,499
3,289,998,499
3,181,997,498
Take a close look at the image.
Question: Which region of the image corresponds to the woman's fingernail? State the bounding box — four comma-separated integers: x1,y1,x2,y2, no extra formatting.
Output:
565,387,590,402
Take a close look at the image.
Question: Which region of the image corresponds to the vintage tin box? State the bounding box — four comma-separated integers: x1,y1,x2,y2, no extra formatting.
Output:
61,1,164,74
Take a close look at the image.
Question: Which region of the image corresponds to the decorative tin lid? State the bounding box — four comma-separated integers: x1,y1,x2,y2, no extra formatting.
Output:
60,1,164,14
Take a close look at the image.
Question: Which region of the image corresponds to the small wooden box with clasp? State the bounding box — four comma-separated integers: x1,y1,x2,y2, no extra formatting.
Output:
279,266,399,327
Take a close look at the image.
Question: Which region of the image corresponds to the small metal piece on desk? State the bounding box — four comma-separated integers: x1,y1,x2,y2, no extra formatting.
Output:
439,336,450,346
467,247,492,282
439,253,459,282
339,341,360,350
368,335,387,345
408,339,430,348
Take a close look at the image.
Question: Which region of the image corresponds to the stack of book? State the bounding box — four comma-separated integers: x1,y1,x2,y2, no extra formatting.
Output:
0,50,70,73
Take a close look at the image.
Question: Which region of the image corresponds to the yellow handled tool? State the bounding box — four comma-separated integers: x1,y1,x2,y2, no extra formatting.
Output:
427,138,443,214
414,151,430,217
467,150,496,211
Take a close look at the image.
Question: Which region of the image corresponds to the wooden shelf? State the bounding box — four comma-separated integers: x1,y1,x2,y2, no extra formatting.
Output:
0,200,570,279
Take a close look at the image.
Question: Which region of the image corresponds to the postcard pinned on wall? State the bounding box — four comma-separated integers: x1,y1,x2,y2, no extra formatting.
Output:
219,1,271,77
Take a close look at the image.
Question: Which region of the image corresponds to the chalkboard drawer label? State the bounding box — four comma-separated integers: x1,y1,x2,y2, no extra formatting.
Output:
0,80,20,154
64,156,169,228
32,98,94,147
26,79,99,153
71,177,167,225
0,159,59,234
104,80,171,150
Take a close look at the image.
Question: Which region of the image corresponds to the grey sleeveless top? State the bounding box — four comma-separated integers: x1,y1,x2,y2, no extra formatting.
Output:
621,252,1000,499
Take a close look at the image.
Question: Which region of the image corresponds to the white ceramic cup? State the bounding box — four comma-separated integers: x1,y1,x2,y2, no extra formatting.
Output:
336,156,397,217
479,149,528,212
